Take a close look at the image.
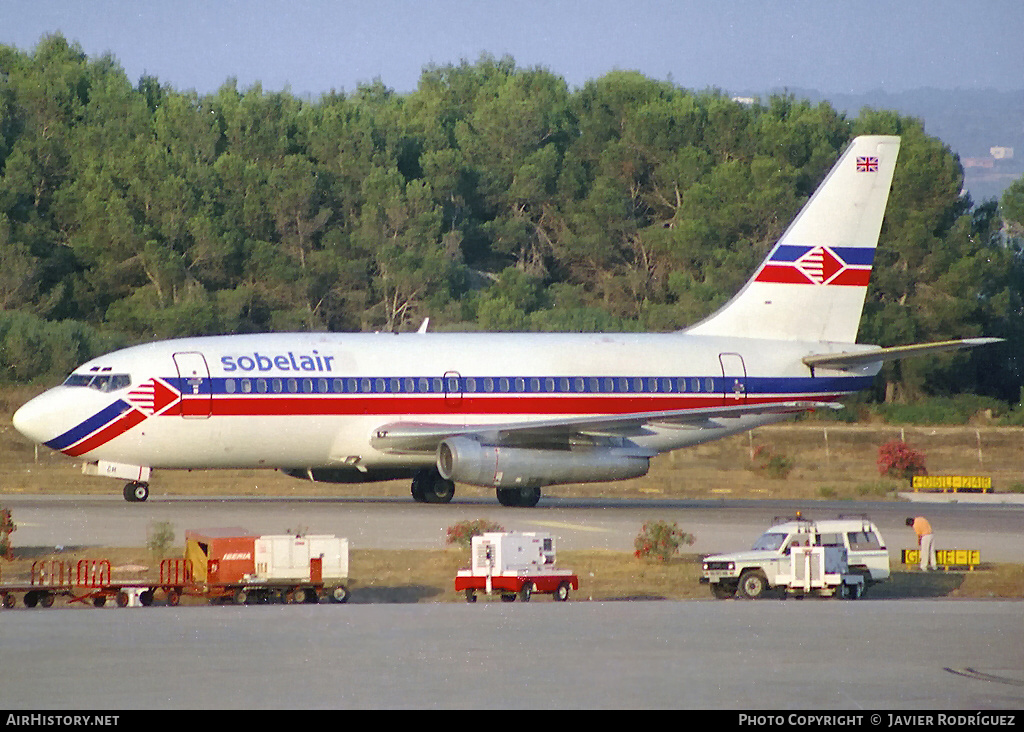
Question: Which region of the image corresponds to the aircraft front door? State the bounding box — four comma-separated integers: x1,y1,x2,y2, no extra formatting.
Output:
173,352,212,418
719,352,747,406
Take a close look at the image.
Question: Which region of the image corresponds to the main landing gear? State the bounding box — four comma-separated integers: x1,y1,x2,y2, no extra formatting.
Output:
410,468,456,504
496,486,542,507
123,481,150,502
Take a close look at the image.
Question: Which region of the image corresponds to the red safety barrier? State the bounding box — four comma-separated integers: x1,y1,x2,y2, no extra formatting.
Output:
75,559,111,588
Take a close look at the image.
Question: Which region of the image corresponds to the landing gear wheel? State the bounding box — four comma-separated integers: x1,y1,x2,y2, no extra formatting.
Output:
738,570,770,600
554,582,571,602
411,469,455,504
123,481,150,502
496,486,542,507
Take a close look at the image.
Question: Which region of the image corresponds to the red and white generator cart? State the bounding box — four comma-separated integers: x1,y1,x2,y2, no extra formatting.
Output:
455,532,578,602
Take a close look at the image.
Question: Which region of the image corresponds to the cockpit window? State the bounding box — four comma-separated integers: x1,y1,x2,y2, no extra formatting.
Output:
63,373,131,392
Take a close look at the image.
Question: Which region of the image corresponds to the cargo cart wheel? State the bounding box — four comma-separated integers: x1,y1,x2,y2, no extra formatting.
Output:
465,590,477,603
327,585,349,604
290,588,306,604
518,582,533,602
233,588,248,605
116,591,130,607
140,590,154,607
554,582,571,602
23,591,38,608
738,570,769,600
166,589,180,606
304,588,320,604
40,593,54,608
93,596,107,608
500,593,516,602
2,592,14,609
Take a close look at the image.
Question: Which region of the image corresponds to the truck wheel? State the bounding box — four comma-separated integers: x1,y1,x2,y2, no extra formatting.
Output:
840,583,862,600
738,570,770,600
327,585,349,604
518,582,533,602
554,582,571,602
233,588,248,605
711,583,736,600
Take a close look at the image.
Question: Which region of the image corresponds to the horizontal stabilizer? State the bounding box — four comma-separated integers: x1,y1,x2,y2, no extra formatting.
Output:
802,338,1003,371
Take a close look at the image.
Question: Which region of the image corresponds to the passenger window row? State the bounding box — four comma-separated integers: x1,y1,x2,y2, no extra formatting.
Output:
220,375,719,395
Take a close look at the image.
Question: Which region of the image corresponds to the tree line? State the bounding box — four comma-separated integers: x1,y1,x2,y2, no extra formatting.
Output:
2,34,1024,405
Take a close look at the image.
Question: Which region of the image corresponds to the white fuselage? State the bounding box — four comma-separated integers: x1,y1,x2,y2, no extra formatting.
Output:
14,331,878,472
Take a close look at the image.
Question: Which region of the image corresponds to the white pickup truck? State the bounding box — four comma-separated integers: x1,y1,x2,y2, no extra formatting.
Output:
701,515,890,600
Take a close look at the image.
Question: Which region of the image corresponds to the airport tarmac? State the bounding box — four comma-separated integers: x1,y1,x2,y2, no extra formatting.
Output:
4,493,1024,562
1,599,1022,709
2,494,1022,710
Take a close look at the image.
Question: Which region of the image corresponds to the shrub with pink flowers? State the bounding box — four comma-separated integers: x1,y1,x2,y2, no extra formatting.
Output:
445,519,505,548
877,439,928,480
634,520,695,562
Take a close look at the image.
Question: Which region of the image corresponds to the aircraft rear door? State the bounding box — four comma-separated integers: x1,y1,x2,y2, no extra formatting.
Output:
173,352,213,418
719,353,747,406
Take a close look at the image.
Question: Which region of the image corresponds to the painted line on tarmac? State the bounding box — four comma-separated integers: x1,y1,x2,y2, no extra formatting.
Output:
527,520,615,534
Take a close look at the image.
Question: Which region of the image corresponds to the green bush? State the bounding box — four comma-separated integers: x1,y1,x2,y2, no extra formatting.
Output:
0,507,15,560
634,520,695,562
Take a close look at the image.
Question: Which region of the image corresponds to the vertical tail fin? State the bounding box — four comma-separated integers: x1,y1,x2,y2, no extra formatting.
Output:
685,135,900,343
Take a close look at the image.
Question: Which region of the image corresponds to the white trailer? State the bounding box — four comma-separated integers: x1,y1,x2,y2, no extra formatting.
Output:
455,532,578,602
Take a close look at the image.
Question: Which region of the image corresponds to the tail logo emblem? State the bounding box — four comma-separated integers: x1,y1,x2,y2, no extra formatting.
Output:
755,245,872,286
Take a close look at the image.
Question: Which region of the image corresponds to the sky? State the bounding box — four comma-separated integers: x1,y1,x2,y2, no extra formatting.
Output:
2,1,1022,97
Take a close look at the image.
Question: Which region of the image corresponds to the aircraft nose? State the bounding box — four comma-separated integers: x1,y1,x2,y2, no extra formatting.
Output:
12,389,65,445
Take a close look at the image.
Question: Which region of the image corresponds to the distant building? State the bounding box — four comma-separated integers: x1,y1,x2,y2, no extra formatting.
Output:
963,158,995,169
990,146,1014,160
731,96,756,106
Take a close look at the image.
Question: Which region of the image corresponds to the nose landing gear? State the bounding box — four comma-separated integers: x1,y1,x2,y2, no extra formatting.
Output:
123,481,150,502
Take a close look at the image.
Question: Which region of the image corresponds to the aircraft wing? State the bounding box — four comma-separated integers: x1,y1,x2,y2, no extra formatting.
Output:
369,400,837,454
802,338,1003,371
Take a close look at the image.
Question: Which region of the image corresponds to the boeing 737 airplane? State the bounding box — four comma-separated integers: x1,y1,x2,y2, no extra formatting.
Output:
12,136,998,504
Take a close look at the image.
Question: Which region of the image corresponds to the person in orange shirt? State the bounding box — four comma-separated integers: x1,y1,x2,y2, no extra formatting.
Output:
906,516,937,571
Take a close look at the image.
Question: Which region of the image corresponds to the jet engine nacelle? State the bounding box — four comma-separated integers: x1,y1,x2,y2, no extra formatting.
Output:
436,436,650,488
